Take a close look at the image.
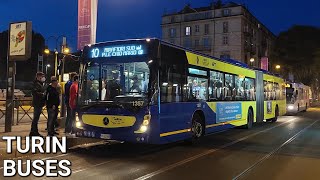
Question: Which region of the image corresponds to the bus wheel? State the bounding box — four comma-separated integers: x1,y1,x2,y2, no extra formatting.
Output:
191,114,204,139
271,106,279,122
245,109,253,129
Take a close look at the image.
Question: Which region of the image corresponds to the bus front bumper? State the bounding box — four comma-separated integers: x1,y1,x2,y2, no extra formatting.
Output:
74,126,151,143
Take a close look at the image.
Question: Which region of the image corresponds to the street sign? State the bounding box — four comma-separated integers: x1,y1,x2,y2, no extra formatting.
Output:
9,21,32,61
5,21,32,132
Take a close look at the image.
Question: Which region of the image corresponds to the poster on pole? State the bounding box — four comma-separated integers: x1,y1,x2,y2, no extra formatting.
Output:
9,21,32,61
78,0,98,50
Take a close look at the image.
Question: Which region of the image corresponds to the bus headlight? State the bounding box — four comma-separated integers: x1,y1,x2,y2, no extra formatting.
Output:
140,125,148,132
288,105,294,110
76,121,82,128
76,114,80,122
143,114,151,125
143,119,149,126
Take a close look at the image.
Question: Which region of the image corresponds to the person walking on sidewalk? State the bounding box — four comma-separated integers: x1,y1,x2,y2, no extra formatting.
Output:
64,72,77,133
69,75,79,134
46,76,60,136
29,72,46,137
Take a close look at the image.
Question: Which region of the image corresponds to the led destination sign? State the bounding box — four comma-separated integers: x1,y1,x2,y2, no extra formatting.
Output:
90,44,146,58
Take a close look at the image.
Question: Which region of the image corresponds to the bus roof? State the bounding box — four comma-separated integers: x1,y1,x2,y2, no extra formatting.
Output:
84,38,280,77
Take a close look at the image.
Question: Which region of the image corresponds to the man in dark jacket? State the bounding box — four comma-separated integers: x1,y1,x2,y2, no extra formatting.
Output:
29,72,46,137
64,72,77,133
46,76,60,136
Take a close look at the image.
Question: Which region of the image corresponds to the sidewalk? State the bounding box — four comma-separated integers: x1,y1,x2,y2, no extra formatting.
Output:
0,119,102,160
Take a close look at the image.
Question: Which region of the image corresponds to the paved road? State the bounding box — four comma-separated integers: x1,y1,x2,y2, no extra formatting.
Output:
2,107,320,180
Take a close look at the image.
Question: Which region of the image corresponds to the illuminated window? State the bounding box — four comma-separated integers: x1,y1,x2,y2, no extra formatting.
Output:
209,71,224,101
185,26,191,36
186,76,208,101
188,68,207,76
244,78,255,101
224,73,235,100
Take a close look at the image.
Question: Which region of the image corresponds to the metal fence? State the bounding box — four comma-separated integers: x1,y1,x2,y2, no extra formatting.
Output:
0,99,49,125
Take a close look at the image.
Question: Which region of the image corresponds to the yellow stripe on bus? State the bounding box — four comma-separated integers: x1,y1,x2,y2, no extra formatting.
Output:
160,128,191,137
160,119,247,137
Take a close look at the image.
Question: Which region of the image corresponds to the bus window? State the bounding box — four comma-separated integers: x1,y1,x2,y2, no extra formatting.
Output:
274,83,280,100
82,62,150,102
264,81,274,100
235,75,245,100
83,63,100,101
224,73,235,100
245,78,255,101
209,71,224,101
160,65,183,103
186,76,208,101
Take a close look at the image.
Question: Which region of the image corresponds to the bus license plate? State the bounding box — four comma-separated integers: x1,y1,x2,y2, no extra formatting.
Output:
100,134,111,139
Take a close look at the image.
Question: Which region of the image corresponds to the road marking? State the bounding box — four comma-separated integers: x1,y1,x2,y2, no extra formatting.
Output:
232,120,317,180
134,118,298,180
72,159,117,174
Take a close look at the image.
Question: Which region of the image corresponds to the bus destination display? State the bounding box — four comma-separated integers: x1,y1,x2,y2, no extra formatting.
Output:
90,44,146,58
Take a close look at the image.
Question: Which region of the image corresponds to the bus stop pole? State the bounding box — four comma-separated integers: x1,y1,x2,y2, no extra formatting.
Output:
5,60,15,132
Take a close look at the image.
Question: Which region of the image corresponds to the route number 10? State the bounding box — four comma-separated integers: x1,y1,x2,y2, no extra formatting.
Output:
91,48,100,58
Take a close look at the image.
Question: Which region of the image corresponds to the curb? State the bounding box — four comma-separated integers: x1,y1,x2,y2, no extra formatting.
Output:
0,136,103,160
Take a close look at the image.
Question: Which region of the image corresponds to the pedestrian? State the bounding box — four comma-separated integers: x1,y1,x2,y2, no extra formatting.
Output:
64,72,77,133
46,76,60,136
29,72,46,137
69,75,79,134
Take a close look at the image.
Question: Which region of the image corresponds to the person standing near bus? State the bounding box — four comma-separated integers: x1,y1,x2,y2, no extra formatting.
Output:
64,72,77,133
29,72,46,137
69,75,79,134
46,76,60,136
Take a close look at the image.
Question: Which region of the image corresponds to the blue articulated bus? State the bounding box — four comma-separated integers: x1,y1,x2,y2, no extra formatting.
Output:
74,38,286,144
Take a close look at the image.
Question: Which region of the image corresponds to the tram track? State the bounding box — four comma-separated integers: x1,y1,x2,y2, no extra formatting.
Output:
232,119,317,180
1,116,301,180
49,117,299,180
134,117,299,180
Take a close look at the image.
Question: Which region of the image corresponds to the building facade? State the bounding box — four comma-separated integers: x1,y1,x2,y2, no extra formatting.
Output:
161,2,275,68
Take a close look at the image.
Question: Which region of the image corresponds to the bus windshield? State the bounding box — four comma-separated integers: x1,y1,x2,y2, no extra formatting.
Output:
286,87,294,103
80,61,150,103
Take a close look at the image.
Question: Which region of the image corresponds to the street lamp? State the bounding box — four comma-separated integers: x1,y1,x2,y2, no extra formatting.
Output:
44,48,50,54
63,47,70,54
276,65,281,69
250,58,254,67
44,36,69,77
45,64,50,74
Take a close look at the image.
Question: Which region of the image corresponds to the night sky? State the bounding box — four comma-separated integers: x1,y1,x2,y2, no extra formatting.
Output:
1,0,319,51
